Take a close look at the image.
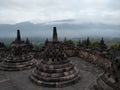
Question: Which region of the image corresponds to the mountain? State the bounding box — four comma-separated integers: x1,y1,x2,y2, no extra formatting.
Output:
0,21,120,38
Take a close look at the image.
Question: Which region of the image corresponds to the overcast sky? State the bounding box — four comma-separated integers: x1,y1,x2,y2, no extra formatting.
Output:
0,0,120,24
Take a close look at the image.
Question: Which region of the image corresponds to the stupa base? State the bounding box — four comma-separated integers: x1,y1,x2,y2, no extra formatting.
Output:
0,59,37,71
30,73,80,87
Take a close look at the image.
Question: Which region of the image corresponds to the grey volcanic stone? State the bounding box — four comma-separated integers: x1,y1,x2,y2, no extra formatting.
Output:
30,42,80,87
0,57,103,90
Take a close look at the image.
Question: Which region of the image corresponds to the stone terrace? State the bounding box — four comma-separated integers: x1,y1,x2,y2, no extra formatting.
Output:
0,57,103,90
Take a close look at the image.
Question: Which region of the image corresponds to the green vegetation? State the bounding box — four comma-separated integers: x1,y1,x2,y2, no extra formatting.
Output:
92,41,100,49
65,40,75,46
109,43,120,52
81,37,91,46
5,44,11,49
33,44,40,50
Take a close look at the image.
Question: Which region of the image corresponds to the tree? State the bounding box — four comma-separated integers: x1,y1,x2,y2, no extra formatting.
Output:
65,40,75,47
92,41,100,49
109,43,120,52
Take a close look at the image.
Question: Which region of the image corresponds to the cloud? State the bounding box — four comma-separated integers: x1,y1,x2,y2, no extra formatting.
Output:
0,0,120,24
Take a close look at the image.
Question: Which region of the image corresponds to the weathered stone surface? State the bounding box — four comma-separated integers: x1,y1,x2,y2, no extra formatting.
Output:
91,51,120,90
78,50,111,69
0,30,36,71
30,27,80,87
0,57,103,90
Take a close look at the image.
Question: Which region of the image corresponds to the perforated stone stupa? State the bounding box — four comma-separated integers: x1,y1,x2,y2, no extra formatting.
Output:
30,27,80,87
0,30,36,71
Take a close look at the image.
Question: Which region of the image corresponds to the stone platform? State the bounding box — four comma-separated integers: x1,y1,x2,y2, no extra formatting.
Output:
0,57,103,90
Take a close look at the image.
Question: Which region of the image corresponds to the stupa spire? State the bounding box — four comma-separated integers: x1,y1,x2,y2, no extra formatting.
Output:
16,29,21,41
53,27,58,42
26,37,30,44
100,37,104,45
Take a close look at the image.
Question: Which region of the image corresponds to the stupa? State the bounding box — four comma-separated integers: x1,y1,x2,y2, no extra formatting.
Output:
0,42,6,62
30,27,80,87
97,38,109,58
98,38,107,51
0,30,36,71
0,42,6,49
92,51,120,90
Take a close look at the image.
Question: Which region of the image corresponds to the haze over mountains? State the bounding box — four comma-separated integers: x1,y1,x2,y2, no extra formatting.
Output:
0,20,120,39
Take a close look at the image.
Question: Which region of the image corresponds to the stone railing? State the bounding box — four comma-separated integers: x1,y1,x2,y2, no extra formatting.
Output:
77,50,111,69
32,47,111,69
66,49,76,57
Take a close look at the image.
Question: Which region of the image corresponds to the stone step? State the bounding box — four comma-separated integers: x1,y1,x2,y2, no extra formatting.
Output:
4,57,33,63
0,64,35,71
0,60,36,71
30,73,80,87
1,59,36,66
31,68,79,82
34,67,77,77
36,64,74,73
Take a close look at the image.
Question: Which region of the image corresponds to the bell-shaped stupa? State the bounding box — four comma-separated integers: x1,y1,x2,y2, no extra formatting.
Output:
0,30,36,71
30,27,80,87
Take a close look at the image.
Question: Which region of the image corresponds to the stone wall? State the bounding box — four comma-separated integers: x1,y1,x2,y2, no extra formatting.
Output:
66,49,76,57
32,48,111,69
78,50,111,69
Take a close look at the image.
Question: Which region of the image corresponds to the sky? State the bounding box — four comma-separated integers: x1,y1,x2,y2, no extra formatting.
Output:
0,0,120,25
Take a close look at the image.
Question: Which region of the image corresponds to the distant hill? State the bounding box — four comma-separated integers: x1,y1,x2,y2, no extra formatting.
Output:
0,21,120,38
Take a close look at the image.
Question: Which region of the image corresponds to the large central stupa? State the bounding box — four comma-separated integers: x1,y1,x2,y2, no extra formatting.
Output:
30,27,80,87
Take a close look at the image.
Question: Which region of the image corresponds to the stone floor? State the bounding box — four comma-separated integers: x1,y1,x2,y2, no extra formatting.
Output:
0,57,103,90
